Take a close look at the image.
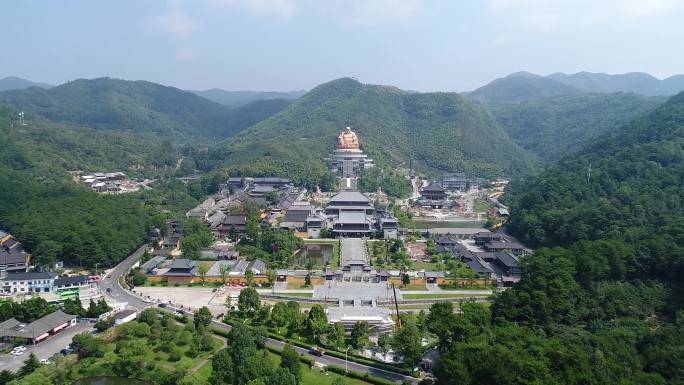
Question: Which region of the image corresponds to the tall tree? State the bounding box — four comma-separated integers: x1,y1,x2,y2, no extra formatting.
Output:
280,344,301,384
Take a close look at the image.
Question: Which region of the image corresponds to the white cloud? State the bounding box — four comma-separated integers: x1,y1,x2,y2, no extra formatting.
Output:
338,0,424,27
152,9,200,36
488,0,683,31
207,0,424,25
208,0,298,20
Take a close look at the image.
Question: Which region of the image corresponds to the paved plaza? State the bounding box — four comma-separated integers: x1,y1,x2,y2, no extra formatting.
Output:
313,281,394,300
340,238,369,266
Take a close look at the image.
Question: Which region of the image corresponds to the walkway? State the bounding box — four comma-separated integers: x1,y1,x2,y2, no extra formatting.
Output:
340,238,369,266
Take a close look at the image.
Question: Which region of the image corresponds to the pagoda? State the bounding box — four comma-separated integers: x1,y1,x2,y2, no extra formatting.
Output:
325,127,374,190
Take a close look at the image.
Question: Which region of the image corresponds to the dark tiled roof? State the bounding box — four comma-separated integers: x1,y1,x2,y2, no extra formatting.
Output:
0,248,29,266
2,272,57,281
422,182,445,193
140,256,166,271
283,210,310,222
54,275,89,287
222,215,246,225
485,242,525,250
329,191,371,203
0,310,76,339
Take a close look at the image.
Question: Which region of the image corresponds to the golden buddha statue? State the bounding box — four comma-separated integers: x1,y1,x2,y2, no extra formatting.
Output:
337,127,360,150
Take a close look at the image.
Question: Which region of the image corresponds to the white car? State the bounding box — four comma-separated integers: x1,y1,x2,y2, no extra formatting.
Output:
15,346,27,352
39,358,51,365
11,350,23,356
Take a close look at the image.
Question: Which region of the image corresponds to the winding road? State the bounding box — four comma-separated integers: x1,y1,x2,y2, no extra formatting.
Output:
101,245,419,384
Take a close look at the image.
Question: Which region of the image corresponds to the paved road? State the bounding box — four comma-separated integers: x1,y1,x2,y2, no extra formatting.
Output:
0,323,93,372
103,244,419,384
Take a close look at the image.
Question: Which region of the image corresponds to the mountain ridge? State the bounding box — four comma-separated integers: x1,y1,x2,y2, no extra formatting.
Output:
0,76,53,91
0,77,289,140
202,77,537,184
189,88,306,106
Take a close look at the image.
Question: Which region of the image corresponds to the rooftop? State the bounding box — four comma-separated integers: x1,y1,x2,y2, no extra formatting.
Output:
0,310,76,339
337,212,372,225
329,191,371,204
2,272,57,281
422,182,446,193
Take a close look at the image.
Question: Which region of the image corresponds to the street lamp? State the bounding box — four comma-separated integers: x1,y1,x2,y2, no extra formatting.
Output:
345,345,352,374
94,263,101,294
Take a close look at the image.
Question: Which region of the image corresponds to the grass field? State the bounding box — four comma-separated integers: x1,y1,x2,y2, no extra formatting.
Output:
400,284,428,291
410,260,443,271
439,285,495,291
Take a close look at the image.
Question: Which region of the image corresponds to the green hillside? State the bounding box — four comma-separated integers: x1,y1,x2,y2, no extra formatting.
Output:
0,78,288,140
506,90,684,282
431,93,684,385
467,71,581,103
487,92,664,161
0,106,198,268
204,77,536,184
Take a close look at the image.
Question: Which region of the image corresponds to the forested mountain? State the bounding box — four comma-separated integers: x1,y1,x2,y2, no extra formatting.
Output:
549,71,684,96
0,106,199,268
487,92,664,161
190,88,305,106
432,93,684,385
0,78,288,140
0,76,52,91
467,71,581,103
200,77,536,185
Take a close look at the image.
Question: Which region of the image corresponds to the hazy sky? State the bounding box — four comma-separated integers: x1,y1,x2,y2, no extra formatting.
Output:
2,0,684,92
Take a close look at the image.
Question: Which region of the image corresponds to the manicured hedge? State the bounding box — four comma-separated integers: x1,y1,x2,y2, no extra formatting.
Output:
326,365,399,385
226,319,412,376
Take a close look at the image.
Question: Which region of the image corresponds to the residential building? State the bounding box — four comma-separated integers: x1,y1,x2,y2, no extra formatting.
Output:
0,231,30,273
0,310,77,344
1,272,57,294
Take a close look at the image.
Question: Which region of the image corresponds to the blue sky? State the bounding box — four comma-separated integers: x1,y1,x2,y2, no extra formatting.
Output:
2,0,684,92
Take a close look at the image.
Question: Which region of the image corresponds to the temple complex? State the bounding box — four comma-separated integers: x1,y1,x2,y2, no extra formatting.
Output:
326,127,373,190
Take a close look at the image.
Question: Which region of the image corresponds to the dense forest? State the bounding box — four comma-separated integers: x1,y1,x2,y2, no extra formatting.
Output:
0,106,199,268
357,168,413,199
0,78,289,140
199,77,536,187
428,90,684,384
487,92,663,161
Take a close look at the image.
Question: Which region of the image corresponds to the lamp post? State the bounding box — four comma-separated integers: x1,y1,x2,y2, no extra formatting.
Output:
94,263,101,294
345,345,352,374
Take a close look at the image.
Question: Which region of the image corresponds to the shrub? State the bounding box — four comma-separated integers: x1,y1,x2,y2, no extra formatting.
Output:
168,350,181,362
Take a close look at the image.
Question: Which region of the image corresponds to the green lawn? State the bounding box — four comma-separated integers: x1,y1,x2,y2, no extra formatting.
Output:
474,198,495,213
264,351,374,385
439,285,495,291
400,284,428,291
411,261,442,271
195,360,213,380
402,293,490,299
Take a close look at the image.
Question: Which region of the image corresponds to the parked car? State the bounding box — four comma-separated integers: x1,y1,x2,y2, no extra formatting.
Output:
15,346,26,352
39,358,51,365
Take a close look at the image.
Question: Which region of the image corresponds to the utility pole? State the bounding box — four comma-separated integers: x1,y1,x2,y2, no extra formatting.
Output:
391,283,402,329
